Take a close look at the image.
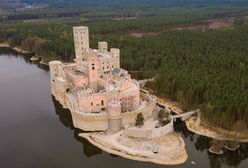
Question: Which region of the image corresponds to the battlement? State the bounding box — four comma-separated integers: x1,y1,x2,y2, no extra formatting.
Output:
49,26,152,132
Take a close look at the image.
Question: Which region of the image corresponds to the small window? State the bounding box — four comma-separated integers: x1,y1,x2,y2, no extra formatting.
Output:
101,100,104,106
91,102,93,106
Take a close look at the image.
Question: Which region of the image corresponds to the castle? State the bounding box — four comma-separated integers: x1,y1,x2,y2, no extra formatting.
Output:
49,26,156,133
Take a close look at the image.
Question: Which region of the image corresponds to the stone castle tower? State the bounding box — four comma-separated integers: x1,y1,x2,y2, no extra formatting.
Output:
107,99,122,133
73,26,89,61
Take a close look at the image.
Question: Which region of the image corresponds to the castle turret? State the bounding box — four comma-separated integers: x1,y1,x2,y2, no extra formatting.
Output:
73,26,89,61
110,48,120,68
107,99,122,133
98,42,108,53
87,51,99,91
49,60,68,108
49,61,62,82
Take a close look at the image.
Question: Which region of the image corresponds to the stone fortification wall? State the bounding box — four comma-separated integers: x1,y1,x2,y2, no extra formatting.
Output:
51,82,67,108
67,92,156,131
71,111,109,131
121,93,156,126
124,119,174,139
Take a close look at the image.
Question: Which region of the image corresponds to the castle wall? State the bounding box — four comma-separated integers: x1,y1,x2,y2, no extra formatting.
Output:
67,73,88,88
67,93,156,131
116,79,132,91
97,78,108,90
77,93,108,113
124,119,174,139
118,84,140,112
51,81,67,108
71,111,109,131
50,26,157,132
121,93,156,126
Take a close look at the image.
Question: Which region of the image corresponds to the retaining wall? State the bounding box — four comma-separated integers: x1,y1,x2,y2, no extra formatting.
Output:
53,87,156,131
124,119,174,139
70,93,156,131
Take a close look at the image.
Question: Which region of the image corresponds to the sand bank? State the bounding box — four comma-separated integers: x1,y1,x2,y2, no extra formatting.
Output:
79,131,187,165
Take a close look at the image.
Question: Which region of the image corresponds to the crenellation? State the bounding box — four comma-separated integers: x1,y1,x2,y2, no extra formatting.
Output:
49,26,156,132
98,41,108,52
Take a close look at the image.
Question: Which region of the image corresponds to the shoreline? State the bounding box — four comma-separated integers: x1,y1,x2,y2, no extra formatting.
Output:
185,117,248,143
155,96,248,142
39,60,49,66
1,42,247,142
79,132,187,165
0,43,49,66
0,43,32,55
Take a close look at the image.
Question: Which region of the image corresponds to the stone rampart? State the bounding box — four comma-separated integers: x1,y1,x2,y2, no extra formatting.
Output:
124,119,174,139
71,111,109,131
66,92,156,131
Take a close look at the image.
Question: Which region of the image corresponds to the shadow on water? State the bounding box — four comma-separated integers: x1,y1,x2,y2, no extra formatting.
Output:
2,48,247,168
52,96,103,158
174,118,248,168
53,92,248,168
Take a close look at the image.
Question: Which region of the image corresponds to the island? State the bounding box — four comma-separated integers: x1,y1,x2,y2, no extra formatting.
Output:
49,26,188,165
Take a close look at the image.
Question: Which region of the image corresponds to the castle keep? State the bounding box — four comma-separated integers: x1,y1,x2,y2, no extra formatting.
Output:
50,26,156,132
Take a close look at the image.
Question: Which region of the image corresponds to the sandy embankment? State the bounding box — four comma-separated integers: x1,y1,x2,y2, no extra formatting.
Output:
0,43,49,66
39,60,49,65
80,132,187,165
0,43,31,54
157,97,248,142
0,43,10,47
185,118,248,143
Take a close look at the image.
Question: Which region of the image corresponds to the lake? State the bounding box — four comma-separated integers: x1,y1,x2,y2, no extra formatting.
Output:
0,48,247,168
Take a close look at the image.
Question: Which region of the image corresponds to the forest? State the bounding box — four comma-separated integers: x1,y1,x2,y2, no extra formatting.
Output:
0,0,248,130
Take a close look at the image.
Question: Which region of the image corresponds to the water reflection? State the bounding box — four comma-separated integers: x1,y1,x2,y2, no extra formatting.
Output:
52,96,102,157
0,47,49,71
174,119,248,168
1,48,248,168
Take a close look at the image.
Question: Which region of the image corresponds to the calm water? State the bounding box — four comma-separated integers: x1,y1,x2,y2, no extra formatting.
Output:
0,48,247,168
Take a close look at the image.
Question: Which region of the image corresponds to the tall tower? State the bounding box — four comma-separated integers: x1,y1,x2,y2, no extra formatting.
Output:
73,26,89,61
107,99,122,133
110,48,120,68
